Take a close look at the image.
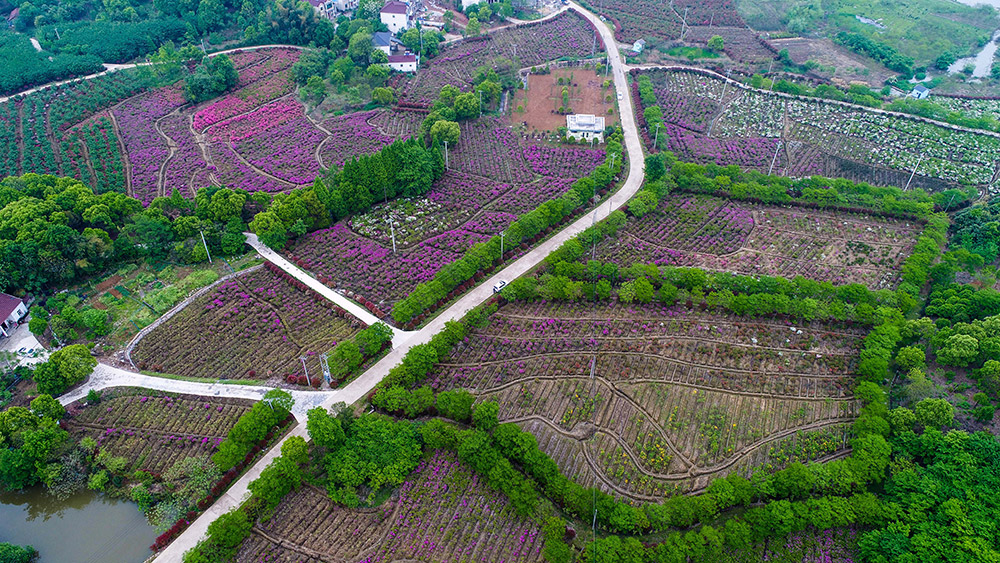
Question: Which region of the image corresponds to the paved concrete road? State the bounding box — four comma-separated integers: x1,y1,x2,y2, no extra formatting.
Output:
244,232,414,347
152,4,644,558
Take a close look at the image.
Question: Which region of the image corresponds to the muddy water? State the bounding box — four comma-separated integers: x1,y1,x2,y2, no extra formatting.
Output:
0,487,157,563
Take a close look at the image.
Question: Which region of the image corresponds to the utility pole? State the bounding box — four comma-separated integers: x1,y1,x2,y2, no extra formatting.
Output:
719,68,732,102
653,122,661,150
500,230,505,260
386,218,396,253
768,141,783,176
680,7,689,41
904,154,924,191
300,356,311,387
444,140,449,169
200,231,212,263
479,90,483,117
320,352,331,384
591,210,597,260
609,152,616,174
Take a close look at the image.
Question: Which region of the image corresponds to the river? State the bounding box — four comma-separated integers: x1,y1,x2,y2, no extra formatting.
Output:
0,487,158,563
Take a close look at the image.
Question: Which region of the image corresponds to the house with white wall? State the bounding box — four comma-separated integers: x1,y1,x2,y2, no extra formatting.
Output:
388,53,418,72
0,293,27,339
380,1,410,33
566,114,605,143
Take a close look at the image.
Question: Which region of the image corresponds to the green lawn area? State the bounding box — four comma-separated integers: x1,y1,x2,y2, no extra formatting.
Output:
738,0,998,65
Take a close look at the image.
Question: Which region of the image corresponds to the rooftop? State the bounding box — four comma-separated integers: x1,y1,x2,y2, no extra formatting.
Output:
567,113,605,132
0,293,23,321
388,54,417,63
373,31,393,47
381,1,408,14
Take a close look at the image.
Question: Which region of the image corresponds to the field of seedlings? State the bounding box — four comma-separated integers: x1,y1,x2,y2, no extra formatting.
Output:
641,69,1000,188
131,265,361,382
66,387,254,475
430,300,861,499
603,193,922,290
400,11,602,106
233,451,543,563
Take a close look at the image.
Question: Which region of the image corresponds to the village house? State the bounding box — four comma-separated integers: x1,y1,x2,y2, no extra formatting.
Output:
380,1,411,33
0,293,27,339
388,53,418,72
566,113,605,143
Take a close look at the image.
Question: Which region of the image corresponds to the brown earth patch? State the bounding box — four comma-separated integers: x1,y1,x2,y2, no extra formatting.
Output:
511,67,619,133
768,37,894,88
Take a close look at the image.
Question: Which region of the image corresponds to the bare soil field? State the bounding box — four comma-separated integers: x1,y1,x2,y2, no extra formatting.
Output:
511,68,618,133
766,37,894,88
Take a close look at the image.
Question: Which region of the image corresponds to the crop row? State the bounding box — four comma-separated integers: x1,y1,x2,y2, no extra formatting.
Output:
67,388,254,474
596,194,921,289
643,69,1000,186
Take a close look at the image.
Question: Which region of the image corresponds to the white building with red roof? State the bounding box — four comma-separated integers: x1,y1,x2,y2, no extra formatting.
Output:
388,53,418,72
0,293,27,338
380,1,411,33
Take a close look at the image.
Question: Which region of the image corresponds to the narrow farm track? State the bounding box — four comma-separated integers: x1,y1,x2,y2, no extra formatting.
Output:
105,110,134,197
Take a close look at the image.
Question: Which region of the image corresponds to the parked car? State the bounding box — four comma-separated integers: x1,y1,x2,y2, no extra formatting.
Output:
493,280,508,294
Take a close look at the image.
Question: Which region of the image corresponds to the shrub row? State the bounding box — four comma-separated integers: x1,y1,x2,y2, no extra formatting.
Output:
211,390,294,471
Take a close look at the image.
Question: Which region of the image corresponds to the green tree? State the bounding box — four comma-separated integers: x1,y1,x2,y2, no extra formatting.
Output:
936,333,979,366
472,400,499,431
707,35,724,51
30,394,65,420
914,398,954,429
453,92,480,120
436,389,475,422
430,120,461,145
372,86,395,106
303,75,327,104
33,344,96,396
347,31,374,65
0,543,37,563
466,16,481,37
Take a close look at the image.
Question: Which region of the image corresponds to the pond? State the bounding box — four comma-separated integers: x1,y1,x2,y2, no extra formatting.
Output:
0,487,158,563
948,29,1000,78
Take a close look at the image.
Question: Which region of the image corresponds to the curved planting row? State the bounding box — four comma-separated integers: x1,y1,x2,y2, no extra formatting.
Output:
639,68,1000,187
401,10,602,105
429,300,860,499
